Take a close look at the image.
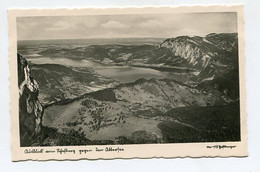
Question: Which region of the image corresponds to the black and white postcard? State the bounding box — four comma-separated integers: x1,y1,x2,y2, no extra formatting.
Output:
9,5,247,161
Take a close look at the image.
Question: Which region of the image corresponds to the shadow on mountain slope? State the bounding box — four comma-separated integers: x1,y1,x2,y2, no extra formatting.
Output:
158,102,240,143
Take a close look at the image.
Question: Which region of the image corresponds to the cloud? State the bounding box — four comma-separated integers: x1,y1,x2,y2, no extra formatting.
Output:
17,13,237,40
101,20,128,29
138,20,162,28
44,17,100,32
76,18,99,28
45,20,71,31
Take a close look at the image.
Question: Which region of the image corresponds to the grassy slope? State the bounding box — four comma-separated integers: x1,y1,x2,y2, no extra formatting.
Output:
41,78,236,145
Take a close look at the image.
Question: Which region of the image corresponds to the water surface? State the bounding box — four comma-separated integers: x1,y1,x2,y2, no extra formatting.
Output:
26,56,190,83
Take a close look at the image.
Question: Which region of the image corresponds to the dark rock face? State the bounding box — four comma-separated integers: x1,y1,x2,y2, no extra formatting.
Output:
18,53,43,146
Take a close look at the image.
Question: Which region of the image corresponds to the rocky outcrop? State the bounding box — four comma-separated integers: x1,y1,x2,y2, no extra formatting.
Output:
159,33,238,69
18,53,43,146
160,36,211,68
157,33,239,84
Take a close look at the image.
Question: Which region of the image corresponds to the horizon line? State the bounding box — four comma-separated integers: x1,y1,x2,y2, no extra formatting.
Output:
17,37,168,41
17,32,238,41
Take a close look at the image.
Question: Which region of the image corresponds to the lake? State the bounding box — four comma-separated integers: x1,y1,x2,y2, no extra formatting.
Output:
26,56,191,83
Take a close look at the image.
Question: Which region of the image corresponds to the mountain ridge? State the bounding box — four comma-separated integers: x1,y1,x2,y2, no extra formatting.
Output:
43,77,228,109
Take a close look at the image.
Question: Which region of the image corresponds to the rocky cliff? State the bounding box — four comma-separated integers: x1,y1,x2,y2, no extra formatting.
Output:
159,33,238,69
18,53,43,146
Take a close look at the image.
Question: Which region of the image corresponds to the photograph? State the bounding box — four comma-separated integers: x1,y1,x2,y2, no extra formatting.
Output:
9,6,247,160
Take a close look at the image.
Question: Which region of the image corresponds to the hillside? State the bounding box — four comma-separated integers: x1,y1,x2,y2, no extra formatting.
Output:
197,67,240,100
42,78,233,144
159,102,240,143
30,63,118,104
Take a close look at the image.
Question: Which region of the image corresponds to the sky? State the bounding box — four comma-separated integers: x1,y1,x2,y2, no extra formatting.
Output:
17,12,237,40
